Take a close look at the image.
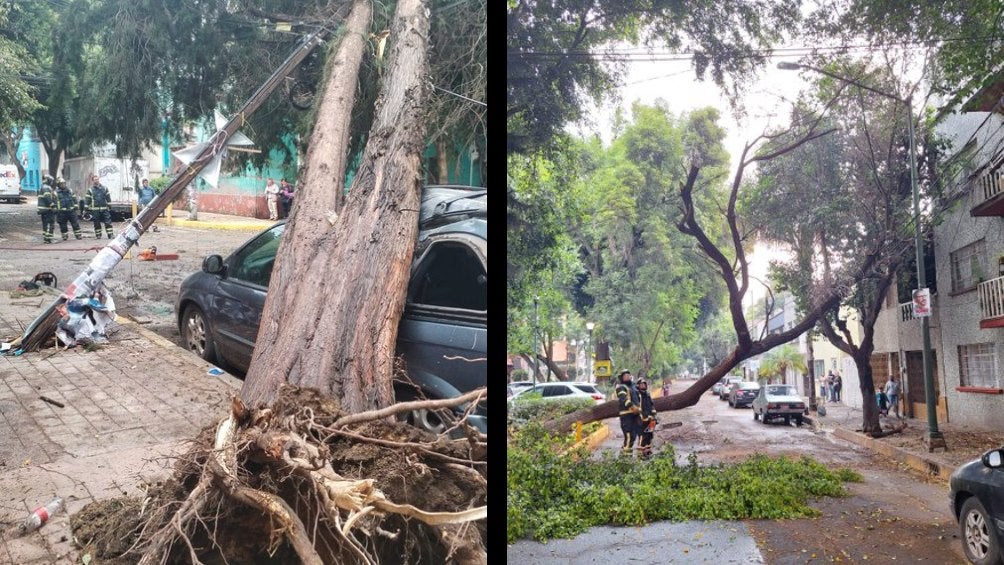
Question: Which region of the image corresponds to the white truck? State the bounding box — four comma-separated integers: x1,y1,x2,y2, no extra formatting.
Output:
62,156,150,221
0,164,22,203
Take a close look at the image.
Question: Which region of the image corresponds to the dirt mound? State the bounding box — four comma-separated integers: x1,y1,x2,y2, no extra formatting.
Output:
70,385,486,564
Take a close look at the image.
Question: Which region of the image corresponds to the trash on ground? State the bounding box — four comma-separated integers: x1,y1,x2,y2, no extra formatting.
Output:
55,284,116,347
138,246,180,261
207,367,225,376
20,497,64,535
39,396,65,408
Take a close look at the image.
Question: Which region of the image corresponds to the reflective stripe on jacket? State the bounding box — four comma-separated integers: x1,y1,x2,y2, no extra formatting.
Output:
55,188,76,211
86,185,111,209
616,382,640,416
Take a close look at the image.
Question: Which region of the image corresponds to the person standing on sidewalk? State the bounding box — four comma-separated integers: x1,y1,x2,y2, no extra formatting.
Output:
85,174,115,239
637,378,657,459
279,179,295,218
265,178,280,220
615,370,641,457
54,178,83,241
37,176,56,244
884,375,902,419
833,372,843,402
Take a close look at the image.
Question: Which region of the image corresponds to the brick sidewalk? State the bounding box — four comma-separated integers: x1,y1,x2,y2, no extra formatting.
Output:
0,292,241,563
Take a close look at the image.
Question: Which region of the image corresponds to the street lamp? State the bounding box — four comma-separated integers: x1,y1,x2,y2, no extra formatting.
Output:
777,61,946,451
586,321,595,383
533,296,540,387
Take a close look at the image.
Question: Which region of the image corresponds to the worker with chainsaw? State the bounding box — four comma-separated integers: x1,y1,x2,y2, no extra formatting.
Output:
85,174,115,239
54,177,83,241
636,378,657,459
615,369,643,456
37,175,56,244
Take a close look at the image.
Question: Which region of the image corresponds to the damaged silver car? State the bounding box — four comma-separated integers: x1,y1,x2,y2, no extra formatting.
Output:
175,185,486,434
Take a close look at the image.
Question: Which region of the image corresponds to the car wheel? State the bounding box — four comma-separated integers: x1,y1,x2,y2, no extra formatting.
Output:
784,415,792,426
795,415,804,427
181,305,217,363
961,497,1002,565
395,386,447,435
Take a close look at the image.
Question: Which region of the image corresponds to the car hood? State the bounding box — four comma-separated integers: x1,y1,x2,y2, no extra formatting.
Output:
951,457,991,486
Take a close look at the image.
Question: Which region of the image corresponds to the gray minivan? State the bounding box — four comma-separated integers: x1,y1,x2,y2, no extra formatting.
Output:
175,185,486,433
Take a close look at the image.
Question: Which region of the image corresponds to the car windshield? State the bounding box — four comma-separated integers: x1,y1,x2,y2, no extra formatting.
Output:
768,385,798,396
739,382,759,390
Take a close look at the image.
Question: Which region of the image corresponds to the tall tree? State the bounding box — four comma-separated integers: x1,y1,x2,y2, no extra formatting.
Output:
0,5,41,177
240,0,430,411
743,59,946,435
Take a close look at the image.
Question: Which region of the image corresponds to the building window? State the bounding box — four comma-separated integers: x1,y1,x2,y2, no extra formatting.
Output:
958,343,999,388
949,239,987,293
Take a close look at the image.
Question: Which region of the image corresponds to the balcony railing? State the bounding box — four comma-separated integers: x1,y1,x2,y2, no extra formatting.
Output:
975,169,1004,203
899,301,914,322
978,275,1004,322
899,294,938,322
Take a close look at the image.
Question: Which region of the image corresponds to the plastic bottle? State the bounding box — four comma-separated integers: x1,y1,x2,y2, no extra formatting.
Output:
21,497,64,533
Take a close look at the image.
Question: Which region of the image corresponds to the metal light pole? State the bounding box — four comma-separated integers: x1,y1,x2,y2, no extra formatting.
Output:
533,296,540,387
586,321,595,383
777,62,946,450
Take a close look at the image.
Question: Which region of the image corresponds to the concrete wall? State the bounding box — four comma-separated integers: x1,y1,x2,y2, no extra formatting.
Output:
929,110,1004,429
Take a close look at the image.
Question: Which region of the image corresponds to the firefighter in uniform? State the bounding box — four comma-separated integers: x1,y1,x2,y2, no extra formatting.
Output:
54,177,83,241
615,369,641,456
637,378,657,459
85,174,114,239
37,175,56,244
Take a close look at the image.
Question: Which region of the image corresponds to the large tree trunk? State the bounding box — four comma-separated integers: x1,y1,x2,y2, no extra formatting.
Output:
536,353,568,381
854,350,882,435
241,0,430,412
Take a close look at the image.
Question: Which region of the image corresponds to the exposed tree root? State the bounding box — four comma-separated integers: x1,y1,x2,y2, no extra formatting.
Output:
73,385,487,564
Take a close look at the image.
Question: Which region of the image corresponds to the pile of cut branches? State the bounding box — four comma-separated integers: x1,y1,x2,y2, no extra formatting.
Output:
71,385,487,564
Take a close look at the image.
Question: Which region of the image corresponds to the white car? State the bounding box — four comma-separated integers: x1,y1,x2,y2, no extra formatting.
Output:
507,382,606,405
718,377,743,400
752,384,808,426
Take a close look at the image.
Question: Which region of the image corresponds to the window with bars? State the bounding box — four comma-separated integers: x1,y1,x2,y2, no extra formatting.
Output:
950,239,987,293
958,343,999,388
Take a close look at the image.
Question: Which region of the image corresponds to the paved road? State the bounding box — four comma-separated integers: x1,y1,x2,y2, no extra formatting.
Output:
509,384,968,564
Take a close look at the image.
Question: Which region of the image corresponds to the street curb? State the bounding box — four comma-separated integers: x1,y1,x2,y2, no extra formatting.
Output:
116,315,243,391
831,427,954,481
167,219,271,231
565,423,610,455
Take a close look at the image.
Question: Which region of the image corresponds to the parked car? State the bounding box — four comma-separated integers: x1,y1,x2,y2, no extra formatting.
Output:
950,446,1004,564
752,384,807,426
711,377,728,396
729,381,760,408
175,185,486,434
718,376,743,400
508,382,606,405
507,381,534,398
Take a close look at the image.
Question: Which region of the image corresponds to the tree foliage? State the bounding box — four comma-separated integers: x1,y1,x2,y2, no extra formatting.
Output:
506,0,802,155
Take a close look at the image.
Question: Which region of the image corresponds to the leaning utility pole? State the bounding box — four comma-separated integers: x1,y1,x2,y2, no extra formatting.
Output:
14,30,328,353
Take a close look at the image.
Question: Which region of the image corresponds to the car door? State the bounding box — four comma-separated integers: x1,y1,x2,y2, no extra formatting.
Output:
398,233,487,400
210,224,284,371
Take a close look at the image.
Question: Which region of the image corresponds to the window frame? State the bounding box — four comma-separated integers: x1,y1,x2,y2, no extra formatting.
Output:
949,239,987,294
958,342,1000,389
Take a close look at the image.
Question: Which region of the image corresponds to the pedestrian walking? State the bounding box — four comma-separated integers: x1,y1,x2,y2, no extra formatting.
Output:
37,175,56,244
138,178,156,208
662,380,671,397
637,378,657,459
265,178,280,220
54,178,82,241
875,387,889,416
884,375,901,419
85,174,115,239
614,370,642,457
833,372,843,402
279,179,295,218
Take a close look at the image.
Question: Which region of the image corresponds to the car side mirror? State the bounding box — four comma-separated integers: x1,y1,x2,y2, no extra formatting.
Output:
982,448,1004,469
203,254,226,275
